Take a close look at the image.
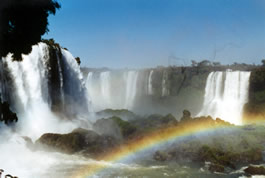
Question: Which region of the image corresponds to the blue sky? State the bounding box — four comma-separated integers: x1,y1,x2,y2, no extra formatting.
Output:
44,0,265,68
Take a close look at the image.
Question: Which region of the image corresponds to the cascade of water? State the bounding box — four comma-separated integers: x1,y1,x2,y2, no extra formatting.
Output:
1,43,89,137
86,72,93,102
148,70,154,95
198,71,251,125
4,43,50,112
124,71,139,109
162,71,169,97
0,43,93,178
100,71,111,105
60,48,89,116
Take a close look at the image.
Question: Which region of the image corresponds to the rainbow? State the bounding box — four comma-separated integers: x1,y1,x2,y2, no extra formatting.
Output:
72,119,233,178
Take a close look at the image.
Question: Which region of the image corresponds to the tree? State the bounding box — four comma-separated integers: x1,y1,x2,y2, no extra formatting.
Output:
198,60,212,67
191,60,198,67
0,0,60,60
261,59,265,67
213,62,221,66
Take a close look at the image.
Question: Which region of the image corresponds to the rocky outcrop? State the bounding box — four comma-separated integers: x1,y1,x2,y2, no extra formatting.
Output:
96,109,137,121
244,165,265,175
208,163,225,173
34,110,265,171
180,110,192,122
110,116,137,138
131,113,178,130
93,118,123,140
36,128,118,158
151,111,264,171
153,151,170,162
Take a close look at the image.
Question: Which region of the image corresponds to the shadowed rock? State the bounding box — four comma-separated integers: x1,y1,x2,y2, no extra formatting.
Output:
244,165,265,175
36,128,118,158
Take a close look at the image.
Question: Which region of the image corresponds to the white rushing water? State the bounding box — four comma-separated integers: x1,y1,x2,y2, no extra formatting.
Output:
148,70,154,95
100,71,111,106
124,71,139,109
198,71,251,125
162,71,169,97
85,70,139,111
0,43,91,178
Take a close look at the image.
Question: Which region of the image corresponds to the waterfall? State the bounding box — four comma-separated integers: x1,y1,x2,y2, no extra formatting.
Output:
100,71,111,105
1,42,89,138
148,70,153,95
124,71,139,109
85,70,139,111
162,71,169,97
198,71,251,125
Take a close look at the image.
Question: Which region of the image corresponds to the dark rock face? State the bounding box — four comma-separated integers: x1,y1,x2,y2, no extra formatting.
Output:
36,128,118,158
244,67,265,123
0,99,18,124
244,165,265,175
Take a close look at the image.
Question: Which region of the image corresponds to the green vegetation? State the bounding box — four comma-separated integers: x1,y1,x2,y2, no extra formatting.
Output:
244,66,265,122
111,116,137,138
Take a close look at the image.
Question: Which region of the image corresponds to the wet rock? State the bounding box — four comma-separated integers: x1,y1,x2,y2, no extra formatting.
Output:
161,114,178,125
93,118,123,141
180,110,192,122
208,163,225,173
35,128,118,158
153,151,169,162
22,136,36,151
244,165,265,175
110,116,137,138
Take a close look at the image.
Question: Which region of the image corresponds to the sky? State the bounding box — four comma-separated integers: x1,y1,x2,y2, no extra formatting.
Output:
44,0,265,68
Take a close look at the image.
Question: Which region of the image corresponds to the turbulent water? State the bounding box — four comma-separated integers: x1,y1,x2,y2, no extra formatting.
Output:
0,43,91,177
198,71,251,125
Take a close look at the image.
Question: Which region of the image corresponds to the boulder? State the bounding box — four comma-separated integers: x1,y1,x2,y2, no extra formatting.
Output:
35,128,118,157
180,110,192,122
93,118,123,140
244,165,265,175
22,136,35,151
153,151,169,162
161,114,178,125
110,116,137,138
208,163,225,173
